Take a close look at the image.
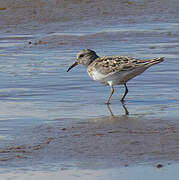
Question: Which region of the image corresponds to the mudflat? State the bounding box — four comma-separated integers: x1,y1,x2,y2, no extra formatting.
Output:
0,0,179,179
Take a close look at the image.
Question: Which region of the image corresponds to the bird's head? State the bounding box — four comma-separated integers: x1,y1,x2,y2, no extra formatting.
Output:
67,49,98,72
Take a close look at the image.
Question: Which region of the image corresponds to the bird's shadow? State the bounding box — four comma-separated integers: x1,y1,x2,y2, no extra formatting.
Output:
106,102,129,116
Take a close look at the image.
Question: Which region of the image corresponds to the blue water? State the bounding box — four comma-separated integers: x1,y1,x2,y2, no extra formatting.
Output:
0,21,179,178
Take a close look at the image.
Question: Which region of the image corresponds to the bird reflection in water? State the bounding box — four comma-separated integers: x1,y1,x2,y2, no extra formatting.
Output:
106,102,129,116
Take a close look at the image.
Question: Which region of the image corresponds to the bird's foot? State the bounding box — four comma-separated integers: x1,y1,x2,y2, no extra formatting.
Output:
106,101,111,105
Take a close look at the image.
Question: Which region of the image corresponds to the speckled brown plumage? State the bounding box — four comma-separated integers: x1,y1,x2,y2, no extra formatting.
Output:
87,56,162,75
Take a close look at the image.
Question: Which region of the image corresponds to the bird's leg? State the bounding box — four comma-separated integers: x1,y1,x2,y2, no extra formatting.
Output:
106,86,114,104
121,83,128,102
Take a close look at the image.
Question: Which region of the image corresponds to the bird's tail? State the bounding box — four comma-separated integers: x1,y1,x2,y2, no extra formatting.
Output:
152,57,164,64
144,57,164,66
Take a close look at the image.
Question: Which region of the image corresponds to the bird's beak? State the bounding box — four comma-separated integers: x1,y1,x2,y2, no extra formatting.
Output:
67,61,78,72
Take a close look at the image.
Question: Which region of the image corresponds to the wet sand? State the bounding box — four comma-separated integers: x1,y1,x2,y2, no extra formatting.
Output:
0,0,179,179
2,112,179,167
1,113,179,179
0,0,179,33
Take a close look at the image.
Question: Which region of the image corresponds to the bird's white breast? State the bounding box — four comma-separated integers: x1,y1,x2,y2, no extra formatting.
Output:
87,70,122,86
88,70,107,82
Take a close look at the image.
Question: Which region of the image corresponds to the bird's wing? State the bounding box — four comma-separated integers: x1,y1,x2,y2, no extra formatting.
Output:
89,56,153,74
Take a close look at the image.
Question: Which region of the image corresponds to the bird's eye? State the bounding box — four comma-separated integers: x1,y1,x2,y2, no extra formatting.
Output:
79,54,84,58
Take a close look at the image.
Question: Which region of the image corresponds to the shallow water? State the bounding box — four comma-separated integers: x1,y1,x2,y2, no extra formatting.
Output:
2,164,179,180
0,0,179,179
0,21,179,169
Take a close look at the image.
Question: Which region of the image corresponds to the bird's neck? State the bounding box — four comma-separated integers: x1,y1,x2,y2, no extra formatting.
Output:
85,54,99,67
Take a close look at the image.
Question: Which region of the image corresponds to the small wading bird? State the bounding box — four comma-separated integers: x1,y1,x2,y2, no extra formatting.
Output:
67,49,164,104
